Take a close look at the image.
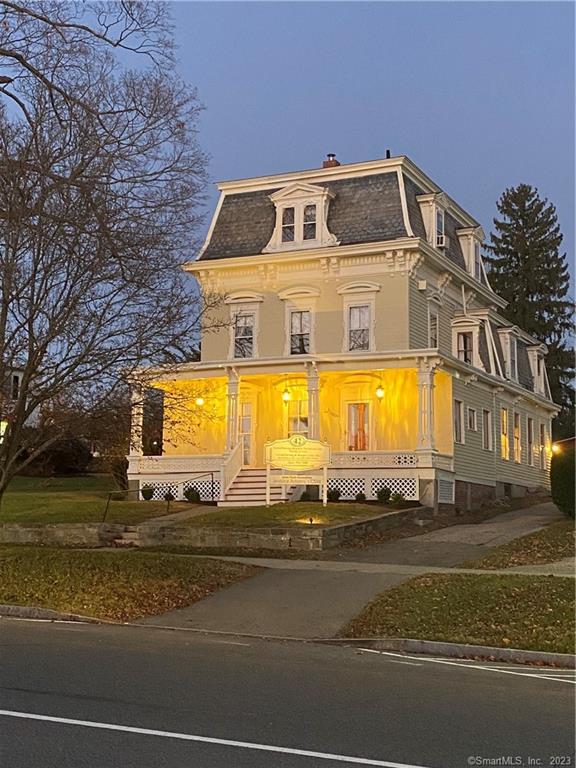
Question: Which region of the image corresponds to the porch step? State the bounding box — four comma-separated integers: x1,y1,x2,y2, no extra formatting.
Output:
220,467,293,508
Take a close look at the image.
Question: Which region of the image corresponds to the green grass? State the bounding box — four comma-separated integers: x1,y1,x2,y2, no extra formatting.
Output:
341,573,576,654
0,475,198,524
186,502,400,528
0,546,259,621
462,520,575,570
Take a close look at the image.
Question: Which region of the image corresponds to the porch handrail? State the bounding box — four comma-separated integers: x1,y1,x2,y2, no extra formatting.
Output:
222,441,243,496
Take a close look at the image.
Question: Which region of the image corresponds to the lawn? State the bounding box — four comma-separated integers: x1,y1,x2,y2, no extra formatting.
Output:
186,502,400,528
0,546,259,621
341,573,575,654
0,475,197,525
462,520,575,569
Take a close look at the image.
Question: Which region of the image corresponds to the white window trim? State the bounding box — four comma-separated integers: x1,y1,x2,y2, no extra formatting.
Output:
264,183,339,253
482,409,493,451
427,300,440,349
451,318,482,369
527,417,534,466
338,283,379,354
228,301,261,360
500,407,510,461
467,407,478,432
454,399,465,445
498,328,519,382
279,287,319,357
513,411,522,464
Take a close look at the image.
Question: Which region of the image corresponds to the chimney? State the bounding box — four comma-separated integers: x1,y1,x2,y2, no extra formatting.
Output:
385,149,391,159
322,153,340,168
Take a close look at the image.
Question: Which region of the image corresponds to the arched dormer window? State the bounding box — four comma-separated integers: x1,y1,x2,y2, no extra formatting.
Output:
264,183,339,253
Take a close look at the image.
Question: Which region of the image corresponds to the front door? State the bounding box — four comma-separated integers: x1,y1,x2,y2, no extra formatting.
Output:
347,402,369,451
238,401,254,466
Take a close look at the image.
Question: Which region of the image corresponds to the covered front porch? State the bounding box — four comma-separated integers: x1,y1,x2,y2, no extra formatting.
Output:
127,358,455,506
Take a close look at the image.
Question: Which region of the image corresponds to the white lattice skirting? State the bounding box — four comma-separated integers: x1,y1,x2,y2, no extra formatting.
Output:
327,477,418,501
141,479,220,502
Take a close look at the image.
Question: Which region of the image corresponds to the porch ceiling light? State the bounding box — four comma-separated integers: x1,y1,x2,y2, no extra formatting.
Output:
551,443,561,454
282,388,291,403
195,397,205,407
375,384,384,400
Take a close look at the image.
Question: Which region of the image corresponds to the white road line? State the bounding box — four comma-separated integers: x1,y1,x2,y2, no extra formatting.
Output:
359,650,422,666
0,709,432,768
358,650,576,684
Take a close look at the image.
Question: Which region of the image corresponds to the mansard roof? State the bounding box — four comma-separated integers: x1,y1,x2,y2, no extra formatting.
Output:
197,156,479,270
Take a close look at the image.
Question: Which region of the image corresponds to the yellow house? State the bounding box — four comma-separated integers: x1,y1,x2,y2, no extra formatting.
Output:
127,154,557,507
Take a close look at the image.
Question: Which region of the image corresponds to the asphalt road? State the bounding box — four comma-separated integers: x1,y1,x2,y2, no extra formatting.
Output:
0,619,574,768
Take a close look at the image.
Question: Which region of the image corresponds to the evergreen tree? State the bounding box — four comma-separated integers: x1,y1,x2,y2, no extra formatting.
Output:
485,184,574,438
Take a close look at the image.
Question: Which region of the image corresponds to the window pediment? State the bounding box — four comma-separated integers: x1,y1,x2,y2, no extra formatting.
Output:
224,291,264,304
337,281,380,295
278,286,321,300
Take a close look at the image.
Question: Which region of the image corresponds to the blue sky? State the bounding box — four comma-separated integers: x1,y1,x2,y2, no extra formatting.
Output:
172,1,574,276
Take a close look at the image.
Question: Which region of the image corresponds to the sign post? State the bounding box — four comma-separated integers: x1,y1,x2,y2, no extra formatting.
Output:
264,435,331,507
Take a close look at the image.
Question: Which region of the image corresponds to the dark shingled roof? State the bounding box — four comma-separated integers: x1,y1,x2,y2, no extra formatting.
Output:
200,173,407,261
444,212,467,271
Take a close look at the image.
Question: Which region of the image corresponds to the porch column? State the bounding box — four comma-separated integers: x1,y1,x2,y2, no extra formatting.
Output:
417,360,436,451
307,362,320,440
226,368,239,451
130,383,144,456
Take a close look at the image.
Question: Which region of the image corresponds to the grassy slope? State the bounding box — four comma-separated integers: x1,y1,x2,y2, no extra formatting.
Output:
0,546,259,621
1,476,195,524
462,520,575,569
341,573,575,654
187,502,398,528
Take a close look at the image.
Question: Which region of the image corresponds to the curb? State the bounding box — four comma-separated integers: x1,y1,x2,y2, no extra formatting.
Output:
323,637,576,668
2,608,573,669
0,604,115,624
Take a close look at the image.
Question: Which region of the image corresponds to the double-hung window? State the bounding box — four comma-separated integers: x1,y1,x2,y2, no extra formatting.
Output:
539,423,546,470
436,209,445,246
428,308,439,348
287,400,309,437
303,205,316,240
527,418,534,466
348,305,370,351
513,412,521,463
290,310,311,355
509,337,518,380
467,408,478,432
482,409,492,451
457,332,473,364
281,207,295,243
454,400,464,444
234,314,254,358
474,243,482,281
500,408,509,460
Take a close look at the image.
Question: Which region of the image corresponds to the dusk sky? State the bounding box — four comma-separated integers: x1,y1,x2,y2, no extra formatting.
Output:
172,1,574,278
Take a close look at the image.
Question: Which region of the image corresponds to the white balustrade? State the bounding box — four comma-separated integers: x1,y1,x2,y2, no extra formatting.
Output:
330,451,418,468
131,454,224,475
222,441,243,495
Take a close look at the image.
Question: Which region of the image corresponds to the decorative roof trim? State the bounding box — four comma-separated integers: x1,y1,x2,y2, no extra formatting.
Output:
224,291,265,304
397,169,415,238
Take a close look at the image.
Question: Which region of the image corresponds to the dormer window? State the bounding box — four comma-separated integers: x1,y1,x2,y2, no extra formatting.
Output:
457,332,473,364
474,242,482,281
282,207,295,242
264,183,338,253
509,336,518,381
452,317,483,369
436,209,445,247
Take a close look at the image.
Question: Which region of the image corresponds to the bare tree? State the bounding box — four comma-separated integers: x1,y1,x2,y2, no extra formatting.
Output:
0,2,219,504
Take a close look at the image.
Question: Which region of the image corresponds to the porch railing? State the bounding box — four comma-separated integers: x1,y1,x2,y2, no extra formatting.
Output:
222,441,243,497
331,451,418,468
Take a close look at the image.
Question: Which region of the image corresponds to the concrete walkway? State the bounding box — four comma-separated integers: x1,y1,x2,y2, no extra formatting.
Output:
138,501,571,638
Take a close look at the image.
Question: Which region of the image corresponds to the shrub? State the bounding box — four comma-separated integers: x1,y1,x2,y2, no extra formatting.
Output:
163,491,175,502
184,486,201,503
141,485,154,501
299,491,311,502
109,491,127,501
390,491,405,506
376,486,391,504
551,444,575,519
26,435,92,476
355,491,366,503
327,488,341,502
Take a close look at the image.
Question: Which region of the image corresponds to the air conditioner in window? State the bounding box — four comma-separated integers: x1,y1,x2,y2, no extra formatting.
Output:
436,234,449,248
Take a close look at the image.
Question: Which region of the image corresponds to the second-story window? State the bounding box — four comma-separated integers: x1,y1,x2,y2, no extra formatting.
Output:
348,305,370,351
234,313,254,358
11,375,20,401
428,308,439,348
457,332,473,364
281,207,295,243
290,310,311,354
